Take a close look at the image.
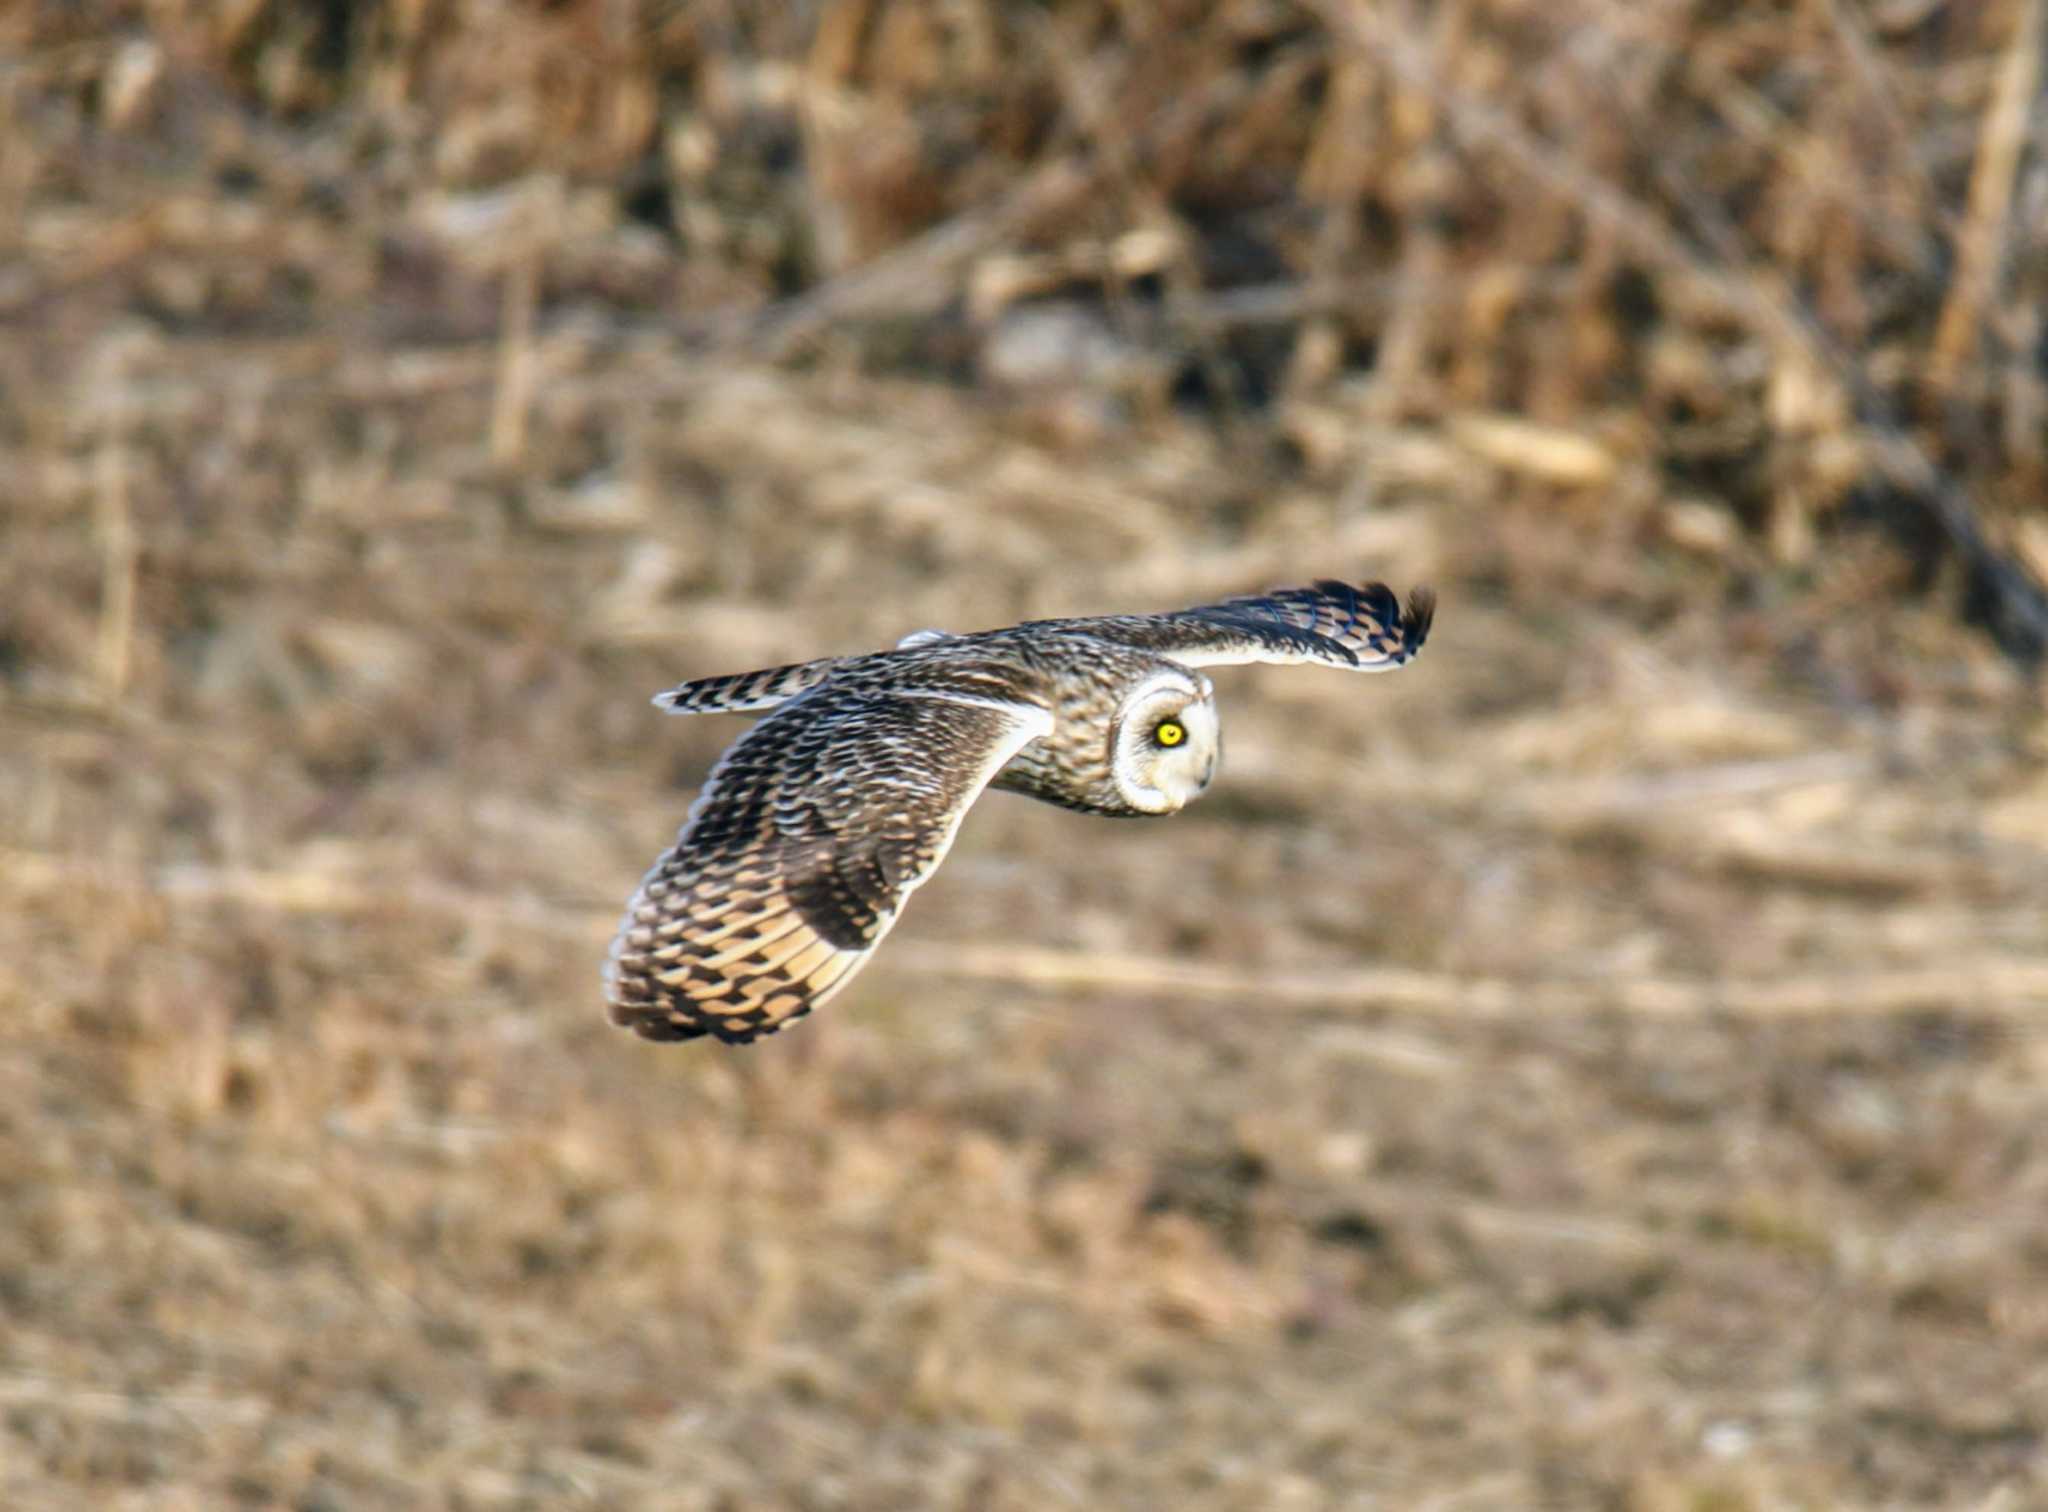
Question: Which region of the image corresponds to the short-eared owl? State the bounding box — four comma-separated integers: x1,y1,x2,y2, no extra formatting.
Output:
608,580,1435,1046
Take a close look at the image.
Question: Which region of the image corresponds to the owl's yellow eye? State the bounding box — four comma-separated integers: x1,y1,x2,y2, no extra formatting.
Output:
1155,720,1186,747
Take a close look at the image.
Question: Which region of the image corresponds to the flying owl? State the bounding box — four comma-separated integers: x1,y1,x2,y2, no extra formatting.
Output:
607,579,1435,1046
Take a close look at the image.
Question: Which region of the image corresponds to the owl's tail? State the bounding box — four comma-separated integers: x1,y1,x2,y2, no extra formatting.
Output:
652,657,845,716
653,626,970,716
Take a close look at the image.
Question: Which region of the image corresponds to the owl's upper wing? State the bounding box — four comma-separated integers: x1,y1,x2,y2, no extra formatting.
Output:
606,672,1053,1046
1074,579,1434,671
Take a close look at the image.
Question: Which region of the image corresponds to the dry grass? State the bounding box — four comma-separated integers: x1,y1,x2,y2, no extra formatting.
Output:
4,2,2048,1507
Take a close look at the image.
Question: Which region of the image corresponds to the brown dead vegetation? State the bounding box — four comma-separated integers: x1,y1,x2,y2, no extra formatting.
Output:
3,2,2047,1507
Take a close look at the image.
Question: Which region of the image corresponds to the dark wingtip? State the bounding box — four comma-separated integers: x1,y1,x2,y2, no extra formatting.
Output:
1402,585,1437,651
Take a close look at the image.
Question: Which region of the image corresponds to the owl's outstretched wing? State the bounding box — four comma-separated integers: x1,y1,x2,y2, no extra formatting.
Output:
606,676,1053,1046
1074,580,1434,671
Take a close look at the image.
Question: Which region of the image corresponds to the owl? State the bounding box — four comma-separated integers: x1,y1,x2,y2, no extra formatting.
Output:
607,579,1435,1045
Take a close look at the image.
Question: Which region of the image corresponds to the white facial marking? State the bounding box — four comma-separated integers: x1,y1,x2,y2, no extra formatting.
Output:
1113,671,1220,814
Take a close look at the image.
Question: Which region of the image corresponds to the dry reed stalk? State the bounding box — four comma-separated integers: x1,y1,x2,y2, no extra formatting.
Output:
490,245,540,468
894,943,2048,1021
0,849,612,942
0,1374,268,1427
92,422,135,704
11,848,2041,1022
1371,1190,1664,1258
1928,0,2043,393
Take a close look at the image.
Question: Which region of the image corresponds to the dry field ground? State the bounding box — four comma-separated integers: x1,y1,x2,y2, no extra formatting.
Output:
4,3,2048,1508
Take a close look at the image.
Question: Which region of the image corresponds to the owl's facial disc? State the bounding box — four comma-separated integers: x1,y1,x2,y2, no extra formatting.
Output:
1113,672,1219,814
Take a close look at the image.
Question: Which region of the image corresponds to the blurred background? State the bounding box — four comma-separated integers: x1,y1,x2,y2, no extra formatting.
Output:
4,1,2048,1506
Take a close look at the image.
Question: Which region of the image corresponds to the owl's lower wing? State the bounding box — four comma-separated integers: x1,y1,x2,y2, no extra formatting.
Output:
607,680,1053,1046
1080,580,1434,670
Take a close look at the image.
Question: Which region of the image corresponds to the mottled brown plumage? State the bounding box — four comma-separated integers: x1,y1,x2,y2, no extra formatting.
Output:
608,580,1434,1045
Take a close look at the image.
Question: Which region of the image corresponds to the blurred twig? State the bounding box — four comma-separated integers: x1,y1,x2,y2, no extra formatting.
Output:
1929,0,2043,393
898,942,2048,1021
0,1374,268,1428
749,50,1263,358
1815,0,1948,236
10,849,2045,1020
490,247,540,469
750,158,1097,358
92,420,135,704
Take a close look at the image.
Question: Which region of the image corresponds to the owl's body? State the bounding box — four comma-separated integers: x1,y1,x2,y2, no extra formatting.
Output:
608,580,1434,1045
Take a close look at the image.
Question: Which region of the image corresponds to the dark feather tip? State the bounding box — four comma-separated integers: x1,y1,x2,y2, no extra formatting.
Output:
1350,581,1399,622
1401,586,1437,648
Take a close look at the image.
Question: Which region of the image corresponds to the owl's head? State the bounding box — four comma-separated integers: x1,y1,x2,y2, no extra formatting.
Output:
1111,667,1220,814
